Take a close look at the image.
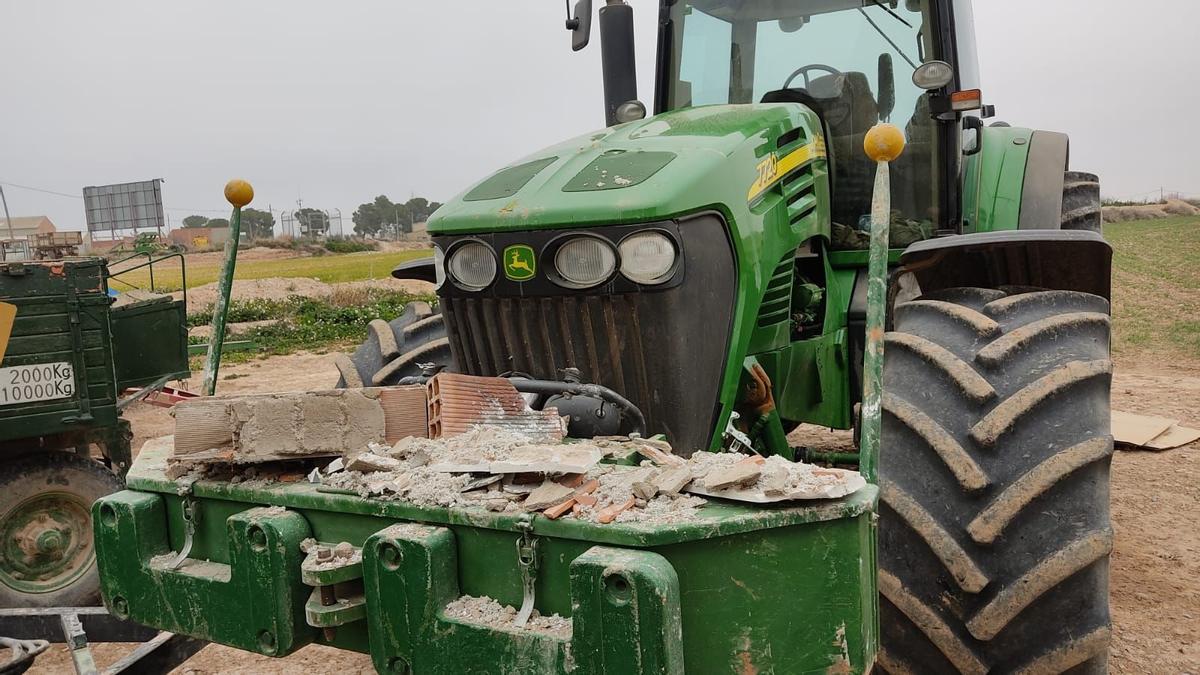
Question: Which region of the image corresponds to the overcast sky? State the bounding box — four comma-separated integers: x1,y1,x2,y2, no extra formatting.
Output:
2,1,1197,234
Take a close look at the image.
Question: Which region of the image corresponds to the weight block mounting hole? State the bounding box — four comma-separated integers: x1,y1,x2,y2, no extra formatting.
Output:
604,572,632,605
258,630,276,654
248,526,268,552
379,543,402,570
111,596,129,619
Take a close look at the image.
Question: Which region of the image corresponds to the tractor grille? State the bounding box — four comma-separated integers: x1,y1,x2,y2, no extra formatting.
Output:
441,294,653,412
435,214,736,455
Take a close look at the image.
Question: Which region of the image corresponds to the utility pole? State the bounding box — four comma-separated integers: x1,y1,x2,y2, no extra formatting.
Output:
0,184,14,262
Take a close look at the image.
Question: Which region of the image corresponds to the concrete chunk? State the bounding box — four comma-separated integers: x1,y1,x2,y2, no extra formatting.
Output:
345,453,402,473
522,482,576,511
703,458,763,490
172,388,388,463
631,481,659,501
651,467,694,495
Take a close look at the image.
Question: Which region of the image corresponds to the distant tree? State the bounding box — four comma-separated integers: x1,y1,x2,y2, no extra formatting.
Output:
351,195,441,237
206,218,231,229
403,198,442,231
352,201,383,237
353,195,405,238
182,215,209,229
241,208,276,239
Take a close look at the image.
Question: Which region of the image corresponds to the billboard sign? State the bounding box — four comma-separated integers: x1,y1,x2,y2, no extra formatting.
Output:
82,179,165,237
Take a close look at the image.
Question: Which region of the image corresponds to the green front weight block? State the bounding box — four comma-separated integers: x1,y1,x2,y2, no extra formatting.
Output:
92,492,315,656
363,524,684,674
94,442,879,673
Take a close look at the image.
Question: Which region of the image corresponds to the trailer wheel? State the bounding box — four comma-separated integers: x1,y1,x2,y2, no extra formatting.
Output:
335,301,454,387
0,452,124,607
878,287,1112,674
1061,171,1102,233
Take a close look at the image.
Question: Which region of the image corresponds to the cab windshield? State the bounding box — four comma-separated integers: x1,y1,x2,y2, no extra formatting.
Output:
664,0,941,246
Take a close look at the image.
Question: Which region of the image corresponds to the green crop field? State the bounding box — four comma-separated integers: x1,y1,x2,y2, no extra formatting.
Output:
108,248,431,291
1107,216,1200,361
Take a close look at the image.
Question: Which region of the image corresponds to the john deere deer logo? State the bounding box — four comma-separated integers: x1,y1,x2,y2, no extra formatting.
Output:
504,245,536,281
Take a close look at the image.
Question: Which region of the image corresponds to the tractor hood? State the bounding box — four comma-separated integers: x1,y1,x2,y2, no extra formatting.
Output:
427,104,816,234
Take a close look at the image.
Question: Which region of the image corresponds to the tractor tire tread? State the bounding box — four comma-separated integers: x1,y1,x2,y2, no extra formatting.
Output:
1061,171,1102,233
880,286,1112,674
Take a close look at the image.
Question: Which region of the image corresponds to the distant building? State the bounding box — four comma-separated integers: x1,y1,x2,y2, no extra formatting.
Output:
168,226,231,251
1,216,57,241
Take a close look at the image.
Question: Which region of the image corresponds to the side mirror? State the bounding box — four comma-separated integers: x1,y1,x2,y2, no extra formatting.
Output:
877,53,895,122
568,0,593,52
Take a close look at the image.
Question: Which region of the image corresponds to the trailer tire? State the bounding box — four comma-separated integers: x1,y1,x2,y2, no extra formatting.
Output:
336,301,454,387
0,452,124,608
1061,171,1102,233
878,287,1113,674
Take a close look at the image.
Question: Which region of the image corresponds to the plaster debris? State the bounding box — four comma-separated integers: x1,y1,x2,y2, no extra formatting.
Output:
522,482,577,511
701,456,764,490
443,595,572,638
344,452,402,473
685,453,866,502
651,466,694,495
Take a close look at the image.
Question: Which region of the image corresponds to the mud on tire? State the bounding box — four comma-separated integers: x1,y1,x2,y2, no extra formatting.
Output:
878,287,1113,674
335,301,454,387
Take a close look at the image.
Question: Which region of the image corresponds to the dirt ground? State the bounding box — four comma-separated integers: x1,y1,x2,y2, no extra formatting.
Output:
179,277,432,314
26,351,1200,673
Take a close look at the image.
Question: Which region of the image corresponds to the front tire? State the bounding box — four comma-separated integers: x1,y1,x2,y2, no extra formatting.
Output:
878,287,1113,673
335,301,454,387
0,452,124,608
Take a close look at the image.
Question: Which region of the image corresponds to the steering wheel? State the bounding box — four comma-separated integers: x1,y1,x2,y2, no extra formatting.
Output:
782,64,844,91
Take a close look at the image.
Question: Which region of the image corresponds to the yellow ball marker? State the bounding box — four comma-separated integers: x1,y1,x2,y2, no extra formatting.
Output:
863,123,906,163
224,179,254,208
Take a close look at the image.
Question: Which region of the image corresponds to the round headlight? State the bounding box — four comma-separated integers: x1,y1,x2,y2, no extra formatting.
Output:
554,237,616,288
447,241,496,291
912,60,955,90
432,245,446,289
619,231,677,285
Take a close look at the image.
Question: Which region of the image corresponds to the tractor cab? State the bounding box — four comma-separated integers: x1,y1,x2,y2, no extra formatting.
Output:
653,0,982,244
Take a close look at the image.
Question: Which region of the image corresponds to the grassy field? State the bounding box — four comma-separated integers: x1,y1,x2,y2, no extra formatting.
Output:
109,248,431,291
1107,216,1200,361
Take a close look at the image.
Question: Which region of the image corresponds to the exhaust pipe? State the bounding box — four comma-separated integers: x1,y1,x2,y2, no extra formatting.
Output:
599,0,637,127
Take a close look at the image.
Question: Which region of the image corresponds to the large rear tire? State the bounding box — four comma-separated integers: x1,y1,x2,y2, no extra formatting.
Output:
1061,171,1102,233
0,452,124,608
878,287,1113,674
335,301,454,387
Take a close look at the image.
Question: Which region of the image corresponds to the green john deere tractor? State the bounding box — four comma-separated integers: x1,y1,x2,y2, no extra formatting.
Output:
95,0,1111,672
345,0,1113,670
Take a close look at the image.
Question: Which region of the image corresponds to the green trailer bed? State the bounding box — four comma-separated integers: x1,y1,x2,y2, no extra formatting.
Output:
96,439,879,674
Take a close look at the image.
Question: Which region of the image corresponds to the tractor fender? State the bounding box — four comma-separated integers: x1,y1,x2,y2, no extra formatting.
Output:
391,256,436,283
1017,131,1069,229
897,230,1112,300
962,127,1070,232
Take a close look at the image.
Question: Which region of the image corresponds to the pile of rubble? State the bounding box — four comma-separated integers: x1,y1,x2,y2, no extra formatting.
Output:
444,595,572,638
318,428,709,525
316,427,863,525
164,372,864,526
